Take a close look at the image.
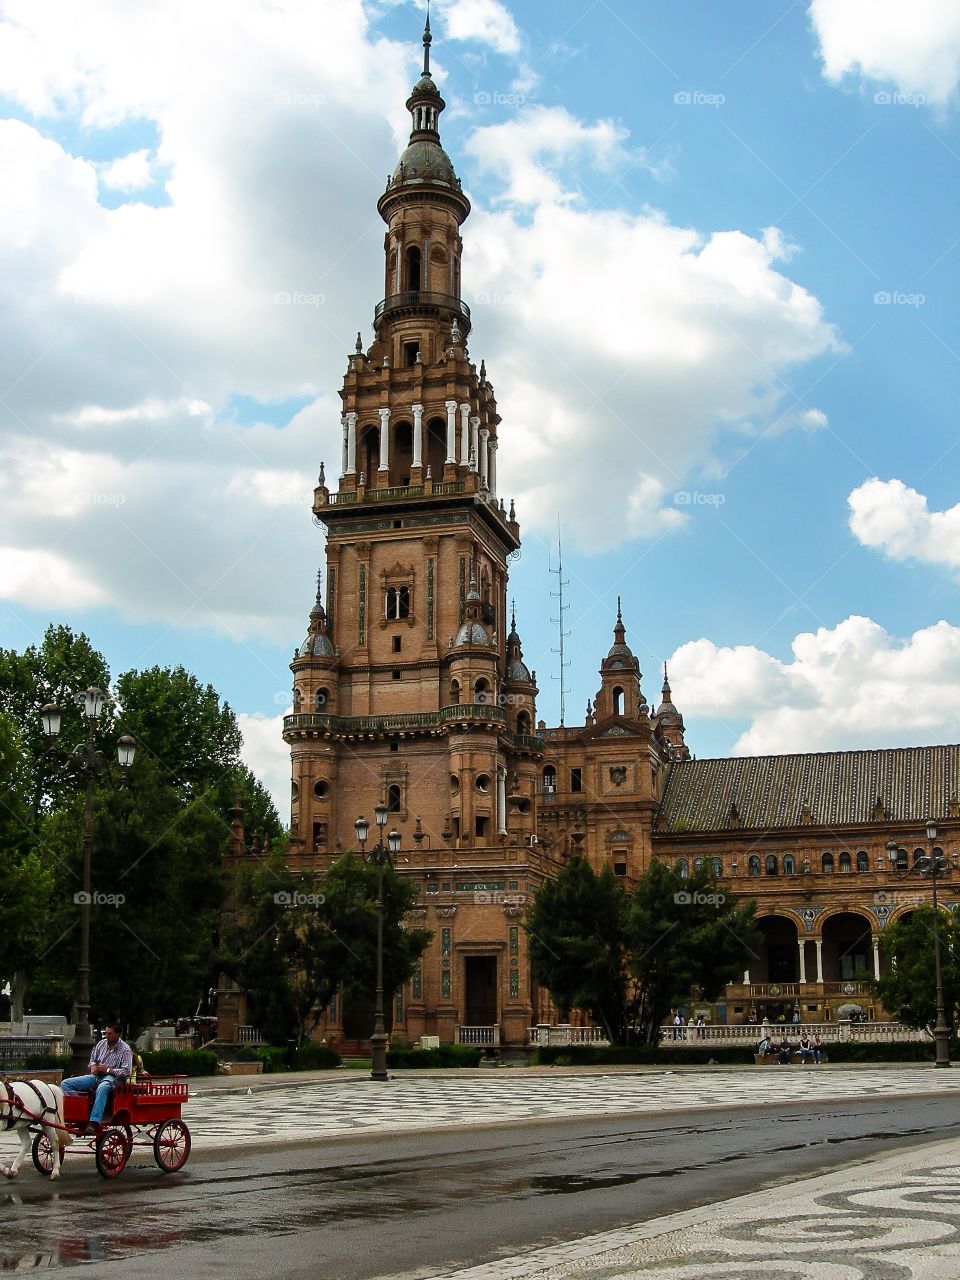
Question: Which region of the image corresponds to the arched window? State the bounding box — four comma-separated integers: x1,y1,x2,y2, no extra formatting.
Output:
517,711,531,735
450,679,460,705
293,687,302,711
474,677,491,704
542,765,557,793
839,852,852,873
387,784,401,813
711,857,723,878
676,858,688,879
783,854,795,875
765,855,778,876
748,855,760,876
822,852,835,874
405,245,421,292
315,688,329,712
694,857,704,873
913,847,925,866
385,586,410,619
612,686,624,716
856,850,869,872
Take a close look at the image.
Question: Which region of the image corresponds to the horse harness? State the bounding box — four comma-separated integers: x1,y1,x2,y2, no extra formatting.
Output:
0,1079,58,1131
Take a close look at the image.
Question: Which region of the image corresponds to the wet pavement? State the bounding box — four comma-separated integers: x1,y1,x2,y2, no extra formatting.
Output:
1,1091,959,1277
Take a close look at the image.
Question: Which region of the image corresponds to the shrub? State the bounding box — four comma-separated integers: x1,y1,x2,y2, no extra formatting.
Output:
236,1045,288,1072
386,1044,482,1068
535,1040,960,1067
141,1049,219,1076
293,1042,341,1071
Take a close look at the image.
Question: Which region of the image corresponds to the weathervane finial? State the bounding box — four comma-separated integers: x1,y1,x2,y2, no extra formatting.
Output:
423,1,432,76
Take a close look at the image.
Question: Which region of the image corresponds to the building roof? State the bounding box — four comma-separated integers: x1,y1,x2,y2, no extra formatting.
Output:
657,744,960,833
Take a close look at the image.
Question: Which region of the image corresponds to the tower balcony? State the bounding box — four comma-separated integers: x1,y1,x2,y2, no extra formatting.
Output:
374,290,471,336
283,702,545,750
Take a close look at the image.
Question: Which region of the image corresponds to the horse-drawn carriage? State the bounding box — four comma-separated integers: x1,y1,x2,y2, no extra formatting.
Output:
3,1076,191,1180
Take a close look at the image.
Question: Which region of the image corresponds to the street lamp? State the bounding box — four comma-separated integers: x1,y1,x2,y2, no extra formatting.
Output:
41,689,136,1075
886,819,955,1069
355,804,401,1081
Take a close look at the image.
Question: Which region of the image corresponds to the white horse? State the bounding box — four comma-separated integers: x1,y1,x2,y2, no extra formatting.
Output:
0,1079,72,1180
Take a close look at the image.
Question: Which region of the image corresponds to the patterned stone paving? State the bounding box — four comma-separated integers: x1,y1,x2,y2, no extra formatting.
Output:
378,1139,960,1280
178,1067,960,1148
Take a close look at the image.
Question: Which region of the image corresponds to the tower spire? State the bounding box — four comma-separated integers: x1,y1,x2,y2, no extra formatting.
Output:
423,1,432,76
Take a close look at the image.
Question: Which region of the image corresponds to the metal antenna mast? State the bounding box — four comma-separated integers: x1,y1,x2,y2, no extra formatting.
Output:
549,520,571,726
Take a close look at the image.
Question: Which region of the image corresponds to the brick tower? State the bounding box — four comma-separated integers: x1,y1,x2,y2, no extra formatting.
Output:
284,17,553,1047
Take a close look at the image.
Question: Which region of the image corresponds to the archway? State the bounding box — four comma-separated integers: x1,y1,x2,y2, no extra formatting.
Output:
821,912,873,983
755,914,800,985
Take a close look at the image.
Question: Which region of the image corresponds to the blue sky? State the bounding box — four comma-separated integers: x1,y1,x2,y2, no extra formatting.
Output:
0,0,958,810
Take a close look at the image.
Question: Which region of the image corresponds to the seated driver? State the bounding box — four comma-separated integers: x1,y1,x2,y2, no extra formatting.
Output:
62,1021,133,1135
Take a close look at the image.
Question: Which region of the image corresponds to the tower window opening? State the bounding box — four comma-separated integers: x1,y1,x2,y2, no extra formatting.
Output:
765,855,778,876
839,851,852,873
612,686,624,716
316,687,330,711
475,816,489,838
387,784,402,813
783,854,795,875
614,859,627,877
517,711,531,735
392,669,401,681
748,855,760,876
386,585,410,619
474,678,491,704
822,852,835,874
392,636,401,653
570,767,583,793
404,342,420,367
542,765,557,794
856,850,869,872
293,687,303,711
450,680,460,705
390,740,399,753
405,246,421,293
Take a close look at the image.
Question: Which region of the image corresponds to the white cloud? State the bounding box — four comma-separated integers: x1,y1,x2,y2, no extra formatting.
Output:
669,615,960,755
98,148,153,192
467,196,841,549
443,0,520,56
809,0,960,106
238,710,291,819
0,548,105,609
848,478,960,575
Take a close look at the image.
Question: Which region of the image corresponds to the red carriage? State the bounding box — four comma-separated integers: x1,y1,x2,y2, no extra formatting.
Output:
32,1077,191,1179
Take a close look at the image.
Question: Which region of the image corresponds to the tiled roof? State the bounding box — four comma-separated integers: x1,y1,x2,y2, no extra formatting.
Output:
657,745,960,833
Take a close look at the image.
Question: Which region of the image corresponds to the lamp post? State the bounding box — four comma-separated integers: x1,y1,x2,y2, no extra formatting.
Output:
40,688,136,1075
886,818,954,1069
355,804,401,1081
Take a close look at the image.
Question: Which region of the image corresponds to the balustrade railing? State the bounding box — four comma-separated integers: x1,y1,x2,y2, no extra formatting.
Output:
457,1025,500,1046
374,292,471,323
660,1020,927,1044
285,702,508,738
528,1025,610,1047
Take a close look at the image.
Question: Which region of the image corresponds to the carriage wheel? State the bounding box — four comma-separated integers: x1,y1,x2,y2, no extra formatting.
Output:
31,1134,64,1177
95,1127,131,1179
153,1119,190,1173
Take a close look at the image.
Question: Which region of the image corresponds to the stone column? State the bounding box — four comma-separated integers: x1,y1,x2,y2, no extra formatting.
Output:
798,939,807,984
445,400,457,463
488,438,497,495
497,766,507,835
470,415,480,473
814,938,823,984
459,403,471,465
743,969,750,985
378,407,390,477
346,411,357,474
872,936,880,980
340,415,348,475
479,427,490,488
412,403,423,471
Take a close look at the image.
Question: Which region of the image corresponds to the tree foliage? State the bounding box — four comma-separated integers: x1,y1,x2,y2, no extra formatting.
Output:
223,851,431,1046
527,856,759,1045
873,907,960,1031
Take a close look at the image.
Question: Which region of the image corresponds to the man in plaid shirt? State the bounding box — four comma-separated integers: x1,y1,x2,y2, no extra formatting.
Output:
62,1021,133,1135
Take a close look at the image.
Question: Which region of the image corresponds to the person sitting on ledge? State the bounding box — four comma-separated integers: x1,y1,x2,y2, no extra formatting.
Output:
777,1036,793,1064
797,1033,814,1064
62,1021,133,1135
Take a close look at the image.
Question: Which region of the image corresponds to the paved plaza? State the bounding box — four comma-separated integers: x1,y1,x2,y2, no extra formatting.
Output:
181,1065,960,1148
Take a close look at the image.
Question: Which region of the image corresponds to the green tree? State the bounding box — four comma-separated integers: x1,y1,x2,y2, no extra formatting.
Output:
526,857,631,1043
0,712,56,1017
873,907,960,1031
224,851,431,1046
526,856,759,1045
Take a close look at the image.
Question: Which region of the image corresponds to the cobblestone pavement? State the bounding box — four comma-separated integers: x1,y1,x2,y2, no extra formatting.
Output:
380,1136,960,1280
182,1066,960,1148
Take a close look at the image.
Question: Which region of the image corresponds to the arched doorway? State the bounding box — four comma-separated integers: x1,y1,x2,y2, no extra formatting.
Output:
821,912,873,983
756,915,800,986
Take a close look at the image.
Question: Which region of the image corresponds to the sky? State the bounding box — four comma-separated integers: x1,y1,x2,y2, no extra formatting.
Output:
1,0,959,817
